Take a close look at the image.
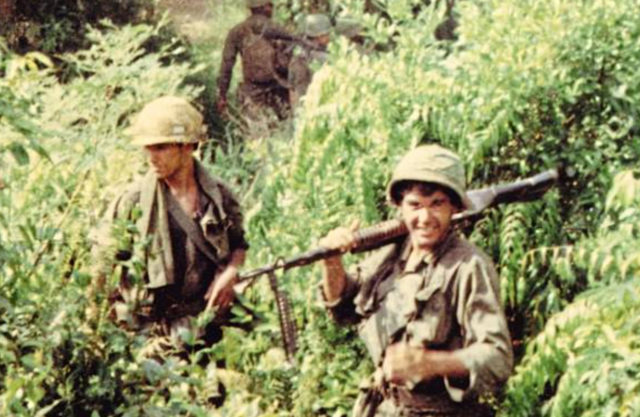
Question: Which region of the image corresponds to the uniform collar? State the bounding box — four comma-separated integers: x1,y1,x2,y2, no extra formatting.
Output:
400,229,457,273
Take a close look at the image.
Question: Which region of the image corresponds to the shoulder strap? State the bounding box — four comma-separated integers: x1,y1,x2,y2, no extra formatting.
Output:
164,189,220,265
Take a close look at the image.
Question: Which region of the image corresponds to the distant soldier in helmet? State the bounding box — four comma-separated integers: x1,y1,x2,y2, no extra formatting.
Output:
217,0,295,120
93,96,249,351
288,13,331,107
318,145,513,416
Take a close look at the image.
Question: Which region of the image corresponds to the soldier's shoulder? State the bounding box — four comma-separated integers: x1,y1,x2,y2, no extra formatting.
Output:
289,48,309,69
442,235,495,271
121,177,145,199
109,179,144,215
213,176,240,202
228,17,253,36
197,166,240,201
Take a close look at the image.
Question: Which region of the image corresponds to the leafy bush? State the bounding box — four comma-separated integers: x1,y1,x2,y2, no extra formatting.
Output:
217,0,640,413
2,0,640,415
0,20,215,416
498,169,640,416
2,0,154,53
500,279,640,417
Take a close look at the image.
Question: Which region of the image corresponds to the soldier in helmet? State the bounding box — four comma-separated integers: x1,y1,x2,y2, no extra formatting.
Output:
318,145,513,416
288,13,331,107
93,96,249,349
217,0,295,120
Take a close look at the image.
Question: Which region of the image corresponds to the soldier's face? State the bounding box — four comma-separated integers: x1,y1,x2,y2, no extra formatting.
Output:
144,143,192,180
400,187,458,253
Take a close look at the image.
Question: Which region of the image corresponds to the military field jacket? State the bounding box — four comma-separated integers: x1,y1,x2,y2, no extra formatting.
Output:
93,159,248,322
217,14,293,97
288,46,328,99
326,232,513,403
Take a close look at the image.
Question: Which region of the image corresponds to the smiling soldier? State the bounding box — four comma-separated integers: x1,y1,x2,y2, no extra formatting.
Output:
318,145,513,416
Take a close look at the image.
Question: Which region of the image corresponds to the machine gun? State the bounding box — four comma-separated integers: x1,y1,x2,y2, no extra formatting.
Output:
239,168,559,282
238,168,560,363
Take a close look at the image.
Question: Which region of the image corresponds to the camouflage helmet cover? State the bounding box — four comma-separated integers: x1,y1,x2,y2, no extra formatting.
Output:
246,0,272,8
387,144,472,210
303,14,331,37
126,96,205,146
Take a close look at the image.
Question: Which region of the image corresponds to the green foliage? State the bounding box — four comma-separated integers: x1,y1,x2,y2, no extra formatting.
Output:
2,0,640,415
2,0,154,53
220,0,640,414
0,20,212,415
498,169,640,416
500,281,640,417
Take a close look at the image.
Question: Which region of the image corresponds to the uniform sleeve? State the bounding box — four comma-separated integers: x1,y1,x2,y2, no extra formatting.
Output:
217,26,242,99
322,243,399,326
446,254,513,401
219,183,249,252
320,269,360,325
288,55,312,98
261,20,297,43
88,186,141,300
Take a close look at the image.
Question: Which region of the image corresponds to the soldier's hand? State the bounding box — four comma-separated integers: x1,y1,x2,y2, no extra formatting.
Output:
205,265,238,313
382,343,438,387
318,219,360,253
383,343,469,388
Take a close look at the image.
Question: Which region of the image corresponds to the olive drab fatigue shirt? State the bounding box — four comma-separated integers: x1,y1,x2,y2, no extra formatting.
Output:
325,232,513,415
217,13,293,99
288,46,328,102
94,159,248,331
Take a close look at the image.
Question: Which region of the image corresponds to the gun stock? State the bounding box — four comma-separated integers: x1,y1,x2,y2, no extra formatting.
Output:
237,168,559,283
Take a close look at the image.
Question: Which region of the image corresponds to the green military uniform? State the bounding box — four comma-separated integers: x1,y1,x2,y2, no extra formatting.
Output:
323,145,513,416
94,97,249,345
288,46,327,102
217,10,294,119
102,161,249,343
326,232,512,416
288,14,330,105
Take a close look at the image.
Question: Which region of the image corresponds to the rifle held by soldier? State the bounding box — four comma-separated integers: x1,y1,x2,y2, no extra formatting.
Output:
238,168,559,284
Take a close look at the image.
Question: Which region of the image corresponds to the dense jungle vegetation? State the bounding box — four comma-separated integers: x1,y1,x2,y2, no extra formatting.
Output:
1,0,640,415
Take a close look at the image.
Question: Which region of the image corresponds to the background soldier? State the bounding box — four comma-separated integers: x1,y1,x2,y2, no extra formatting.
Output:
216,0,294,120
288,13,331,107
93,96,249,350
319,145,513,416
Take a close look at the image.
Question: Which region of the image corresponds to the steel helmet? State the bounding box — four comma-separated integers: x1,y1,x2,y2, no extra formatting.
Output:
126,96,205,146
303,14,331,37
387,144,472,209
335,16,361,38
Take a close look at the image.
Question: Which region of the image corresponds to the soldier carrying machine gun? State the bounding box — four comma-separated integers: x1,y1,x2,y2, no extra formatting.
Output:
236,160,560,367
239,167,559,282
